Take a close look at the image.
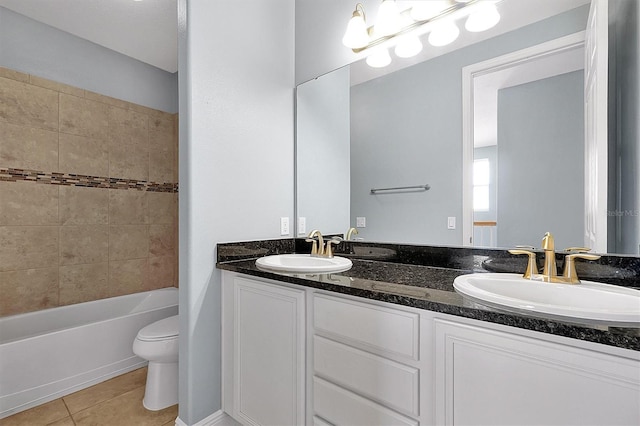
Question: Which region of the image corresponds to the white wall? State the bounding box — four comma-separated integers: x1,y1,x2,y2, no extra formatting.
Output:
0,6,178,113
178,0,294,424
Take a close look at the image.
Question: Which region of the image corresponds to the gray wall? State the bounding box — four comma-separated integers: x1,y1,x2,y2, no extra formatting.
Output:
178,0,294,423
497,71,584,249
349,6,589,245
0,6,178,113
609,0,640,254
296,66,351,236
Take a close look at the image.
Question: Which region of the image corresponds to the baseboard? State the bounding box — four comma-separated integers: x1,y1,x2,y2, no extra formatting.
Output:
175,410,241,426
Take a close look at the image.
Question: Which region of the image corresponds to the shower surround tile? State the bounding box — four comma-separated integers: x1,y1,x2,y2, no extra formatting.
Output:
0,76,59,131
58,132,109,177
59,263,109,306
59,185,110,225
0,181,58,225
59,225,109,265
0,67,178,317
0,268,58,316
0,121,58,171
109,225,150,261
0,226,59,271
59,93,109,139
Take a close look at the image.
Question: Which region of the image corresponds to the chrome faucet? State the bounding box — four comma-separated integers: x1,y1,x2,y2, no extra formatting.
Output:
509,232,601,284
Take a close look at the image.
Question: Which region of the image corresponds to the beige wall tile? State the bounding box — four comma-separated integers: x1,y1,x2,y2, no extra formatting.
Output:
148,192,176,224
0,268,58,316
108,106,148,146
60,225,109,266
59,133,109,177
0,121,59,171
59,186,109,225
0,226,58,272
149,224,175,257
108,259,148,297
0,66,29,83
109,225,149,261
59,93,109,139
149,256,176,289
109,189,148,225
29,75,85,97
63,367,147,414
59,263,109,306
149,148,174,183
109,142,149,181
149,114,174,153
0,398,69,425
0,76,59,131
0,181,58,225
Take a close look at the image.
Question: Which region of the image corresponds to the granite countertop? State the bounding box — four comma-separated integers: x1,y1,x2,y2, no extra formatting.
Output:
216,240,640,352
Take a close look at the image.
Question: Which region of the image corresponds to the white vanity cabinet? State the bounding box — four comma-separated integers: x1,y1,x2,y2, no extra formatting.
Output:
433,318,640,426
222,271,640,426
222,274,306,426
311,294,425,426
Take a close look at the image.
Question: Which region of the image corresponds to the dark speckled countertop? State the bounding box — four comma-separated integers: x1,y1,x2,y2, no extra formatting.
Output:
216,239,640,352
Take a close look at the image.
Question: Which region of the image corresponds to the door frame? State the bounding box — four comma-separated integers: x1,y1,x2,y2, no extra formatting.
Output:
461,31,587,246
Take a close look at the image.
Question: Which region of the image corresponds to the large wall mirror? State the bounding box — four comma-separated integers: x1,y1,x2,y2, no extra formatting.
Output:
296,0,639,255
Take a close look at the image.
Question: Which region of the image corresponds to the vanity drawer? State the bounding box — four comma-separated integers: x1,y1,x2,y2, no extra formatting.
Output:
313,376,418,426
313,294,419,360
314,335,419,416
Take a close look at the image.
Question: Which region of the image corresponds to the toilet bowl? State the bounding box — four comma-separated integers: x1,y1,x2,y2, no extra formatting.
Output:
132,315,179,411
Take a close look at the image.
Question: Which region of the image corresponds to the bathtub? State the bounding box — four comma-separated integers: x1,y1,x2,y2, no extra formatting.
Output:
0,287,178,419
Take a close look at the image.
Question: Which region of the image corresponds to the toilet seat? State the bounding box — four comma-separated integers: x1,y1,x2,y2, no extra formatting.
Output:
137,315,179,342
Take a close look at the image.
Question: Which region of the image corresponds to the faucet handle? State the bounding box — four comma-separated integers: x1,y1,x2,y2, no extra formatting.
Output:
562,252,601,284
563,247,591,253
325,237,342,258
508,249,539,279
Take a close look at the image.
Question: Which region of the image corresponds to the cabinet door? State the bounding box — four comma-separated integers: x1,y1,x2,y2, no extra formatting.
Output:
233,277,305,426
434,319,640,426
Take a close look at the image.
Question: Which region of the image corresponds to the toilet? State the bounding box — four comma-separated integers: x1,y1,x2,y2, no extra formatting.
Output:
132,315,179,411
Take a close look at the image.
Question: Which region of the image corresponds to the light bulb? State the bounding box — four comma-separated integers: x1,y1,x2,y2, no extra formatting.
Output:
342,8,369,49
465,2,500,32
366,48,392,68
428,21,460,46
411,0,451,21
375,0,402,36
394,34,423,58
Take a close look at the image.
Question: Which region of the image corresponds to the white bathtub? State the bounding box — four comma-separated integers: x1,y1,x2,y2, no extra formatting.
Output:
0,287,178,419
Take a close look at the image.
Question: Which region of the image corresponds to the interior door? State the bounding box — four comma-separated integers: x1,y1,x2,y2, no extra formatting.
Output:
584,0,608,252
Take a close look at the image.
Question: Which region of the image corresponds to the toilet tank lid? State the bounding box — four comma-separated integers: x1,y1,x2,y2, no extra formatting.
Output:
137,315,179,341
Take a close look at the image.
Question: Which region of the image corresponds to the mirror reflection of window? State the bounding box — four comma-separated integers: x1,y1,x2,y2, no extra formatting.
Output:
473,158,490,212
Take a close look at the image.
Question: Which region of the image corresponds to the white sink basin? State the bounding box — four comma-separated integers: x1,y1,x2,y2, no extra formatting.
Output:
255,254,352,274
453,273,640,325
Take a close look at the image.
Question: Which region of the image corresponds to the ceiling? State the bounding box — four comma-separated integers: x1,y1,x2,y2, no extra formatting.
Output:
0,0,178,73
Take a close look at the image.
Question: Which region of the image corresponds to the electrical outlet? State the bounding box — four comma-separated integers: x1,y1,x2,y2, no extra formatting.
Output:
447,216,456,230
280,217,289,235
298,217,306,235
356,217,366,228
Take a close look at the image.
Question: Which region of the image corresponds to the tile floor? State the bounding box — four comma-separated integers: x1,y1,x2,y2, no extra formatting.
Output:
0,367,177,426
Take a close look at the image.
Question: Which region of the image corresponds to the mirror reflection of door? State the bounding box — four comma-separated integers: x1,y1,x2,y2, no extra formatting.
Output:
467,33,587,249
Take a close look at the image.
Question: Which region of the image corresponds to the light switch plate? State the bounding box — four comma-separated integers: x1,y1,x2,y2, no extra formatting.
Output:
447,216,456,230
356,217,366,228
298,217,306,235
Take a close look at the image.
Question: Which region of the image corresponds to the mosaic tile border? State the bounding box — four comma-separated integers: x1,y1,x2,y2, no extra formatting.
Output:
0,168,178,192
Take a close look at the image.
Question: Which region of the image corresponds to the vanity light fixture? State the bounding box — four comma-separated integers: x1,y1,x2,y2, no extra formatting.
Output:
342,0,502,68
